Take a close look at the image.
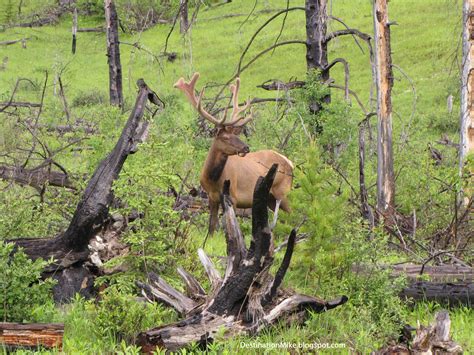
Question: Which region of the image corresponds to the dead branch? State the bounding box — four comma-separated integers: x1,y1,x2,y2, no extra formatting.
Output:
136,166,347,352
7,79,162,302
0,38,30,47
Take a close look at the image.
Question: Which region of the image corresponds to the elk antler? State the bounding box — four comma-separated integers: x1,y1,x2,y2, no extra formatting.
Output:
174,72,252,128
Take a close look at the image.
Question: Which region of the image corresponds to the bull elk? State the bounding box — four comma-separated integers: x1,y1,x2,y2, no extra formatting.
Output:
174,73,293,235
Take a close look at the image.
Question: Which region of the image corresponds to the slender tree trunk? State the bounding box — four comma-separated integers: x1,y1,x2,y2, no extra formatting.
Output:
71,7,77,54
460,0,474,203
105,0,123,108
305,0,329,112
373,0,395,215
179,0,188,34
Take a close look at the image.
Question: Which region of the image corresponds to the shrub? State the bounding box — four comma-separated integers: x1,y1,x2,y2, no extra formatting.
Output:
0,241,56,322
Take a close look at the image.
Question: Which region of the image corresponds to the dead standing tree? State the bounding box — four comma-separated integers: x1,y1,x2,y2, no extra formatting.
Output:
179,0,188,33
460,0,474,203
105,0,124,108
136,165,347,352
373,0,395,219
7,80,161,301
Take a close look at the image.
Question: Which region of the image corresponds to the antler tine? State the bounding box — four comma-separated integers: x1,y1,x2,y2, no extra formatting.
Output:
223,77,252,126
174,72,223,126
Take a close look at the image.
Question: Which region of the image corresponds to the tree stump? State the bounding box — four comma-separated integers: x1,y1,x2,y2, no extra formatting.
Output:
136,164,347,352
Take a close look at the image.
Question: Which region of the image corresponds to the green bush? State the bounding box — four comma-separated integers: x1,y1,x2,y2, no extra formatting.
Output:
0,241,56,322
89,285,176,343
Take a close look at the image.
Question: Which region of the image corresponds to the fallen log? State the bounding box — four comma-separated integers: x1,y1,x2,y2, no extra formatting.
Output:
0,165,76,190
136,166,347,352
400,281,473,306
353,263,473,305
0,38,30,47
7,79,162,302
0,323,64,351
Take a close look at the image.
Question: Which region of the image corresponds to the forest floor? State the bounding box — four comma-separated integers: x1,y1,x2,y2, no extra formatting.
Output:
0,0,472,353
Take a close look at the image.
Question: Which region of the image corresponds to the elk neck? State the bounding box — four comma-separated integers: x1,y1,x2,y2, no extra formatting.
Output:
203,140,229,183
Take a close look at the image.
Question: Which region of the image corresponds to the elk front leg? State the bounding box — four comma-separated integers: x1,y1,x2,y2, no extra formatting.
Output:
208,200,220,235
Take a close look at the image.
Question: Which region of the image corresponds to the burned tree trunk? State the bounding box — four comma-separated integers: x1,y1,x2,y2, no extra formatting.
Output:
305,0,329,112
136,165,347,352
105,0,123,108
460,0,474,203
373,0,395,218
8,80,161,301
179,0,189,34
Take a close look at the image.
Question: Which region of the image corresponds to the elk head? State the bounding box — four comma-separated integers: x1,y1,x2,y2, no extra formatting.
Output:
173,72,253,156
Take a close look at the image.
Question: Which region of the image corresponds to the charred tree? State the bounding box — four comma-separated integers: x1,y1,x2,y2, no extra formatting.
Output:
7,80,162,301
179,0,189,34
105,0,123,108
460,0,474,204
373,0,395,218
305,0,331,112
136,166,347,352
305,0,329,112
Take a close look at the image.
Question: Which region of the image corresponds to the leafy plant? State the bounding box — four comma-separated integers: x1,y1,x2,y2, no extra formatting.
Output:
0,241,56,322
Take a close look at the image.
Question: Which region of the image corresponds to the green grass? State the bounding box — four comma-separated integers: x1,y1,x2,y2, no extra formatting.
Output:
0,0,472,353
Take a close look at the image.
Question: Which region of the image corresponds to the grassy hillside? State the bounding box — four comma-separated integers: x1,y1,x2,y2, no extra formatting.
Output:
0,0,472,353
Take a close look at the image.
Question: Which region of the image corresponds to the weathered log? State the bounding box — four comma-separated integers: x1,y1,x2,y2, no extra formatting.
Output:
0,322,64,350
0,101,41,108
7,80,161,301
137,165,347,352
353,264,474,305
77,27,105,32
0,165,75,190
0,38,29,46
400,281,473,306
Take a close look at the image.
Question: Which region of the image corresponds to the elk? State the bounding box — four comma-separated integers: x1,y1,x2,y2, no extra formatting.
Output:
174,73,294,235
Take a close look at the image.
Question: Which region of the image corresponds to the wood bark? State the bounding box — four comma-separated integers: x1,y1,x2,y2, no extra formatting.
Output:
179,0,189,34
305,0,329,112
72,7,77,54
0,323,64,350
136,165,347,352
373,0,395,216
353,264,474,305
8,80,161,301
105,0,123,108
460,0,474,204
0,165,75,190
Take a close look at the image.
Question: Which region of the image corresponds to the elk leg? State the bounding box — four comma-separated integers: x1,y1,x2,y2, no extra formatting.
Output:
270,199,281,229
208,200,219,235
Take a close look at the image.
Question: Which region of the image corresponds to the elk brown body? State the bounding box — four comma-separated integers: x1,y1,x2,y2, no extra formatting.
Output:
174,73,293,234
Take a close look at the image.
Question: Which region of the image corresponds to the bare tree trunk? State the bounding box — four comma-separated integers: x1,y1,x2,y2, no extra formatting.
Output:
179,0,188,34
373,0,395,216
305,0,329,112
460,0,474,203
8,80,161,301
71,7,77,54
105,0,123,108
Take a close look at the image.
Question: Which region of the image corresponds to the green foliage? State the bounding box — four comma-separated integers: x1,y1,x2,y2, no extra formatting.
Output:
287,143,347,255
0,242,56,322
91,285,173,343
